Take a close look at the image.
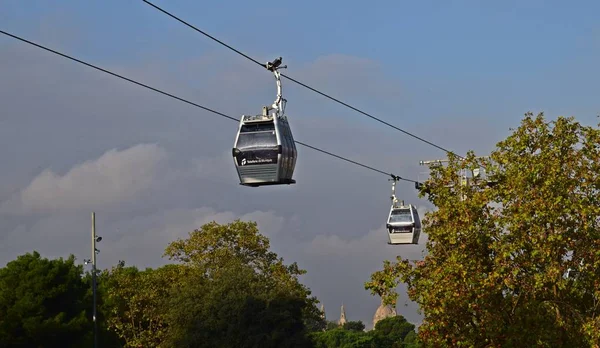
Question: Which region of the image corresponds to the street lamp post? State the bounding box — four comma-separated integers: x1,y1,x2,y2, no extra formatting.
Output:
84,212,101,348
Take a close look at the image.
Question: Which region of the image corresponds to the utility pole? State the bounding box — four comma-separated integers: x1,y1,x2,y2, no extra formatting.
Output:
85,212,102,348
92,212,98,348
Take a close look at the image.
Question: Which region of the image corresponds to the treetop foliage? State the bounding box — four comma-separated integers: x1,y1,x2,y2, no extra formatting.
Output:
0,251,91,347
366,113,600,346
311,316,418,348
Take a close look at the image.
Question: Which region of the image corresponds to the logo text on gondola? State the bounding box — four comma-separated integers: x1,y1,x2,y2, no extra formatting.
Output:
241,158,274,165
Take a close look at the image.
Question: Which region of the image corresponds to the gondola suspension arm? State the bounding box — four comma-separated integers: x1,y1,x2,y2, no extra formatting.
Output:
265,57,287,117
389,175,404,207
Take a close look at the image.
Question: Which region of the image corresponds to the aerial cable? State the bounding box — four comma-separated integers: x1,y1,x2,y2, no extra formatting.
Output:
0,29,418,186
141,0,463,159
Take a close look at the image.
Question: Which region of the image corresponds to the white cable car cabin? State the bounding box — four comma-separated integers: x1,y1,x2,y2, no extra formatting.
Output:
232,57,297,187
386,177,422,245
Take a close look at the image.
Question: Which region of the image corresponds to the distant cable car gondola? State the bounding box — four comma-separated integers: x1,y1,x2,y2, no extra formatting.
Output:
232,57,297,187
386,176,421,245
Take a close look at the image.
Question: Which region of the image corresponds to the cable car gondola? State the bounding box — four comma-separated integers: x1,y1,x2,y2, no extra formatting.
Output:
232,57,297,187
386,177,421,245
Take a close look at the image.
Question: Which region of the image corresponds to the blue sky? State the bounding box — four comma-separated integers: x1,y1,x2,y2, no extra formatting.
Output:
3,0,598,131
1,0,599,328
4,0,598,71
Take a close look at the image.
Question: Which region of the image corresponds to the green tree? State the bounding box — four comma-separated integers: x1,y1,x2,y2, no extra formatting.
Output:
326,320,340,331
81,270,123,347
100,262,188,347
310,327,376,348
311,318,418,348
366,113,600,346
162,220,321,347
342,320,365,332
402,330,419,348
370,316,415,347
305,312,328,333
0,251,91,347
164,261,313,347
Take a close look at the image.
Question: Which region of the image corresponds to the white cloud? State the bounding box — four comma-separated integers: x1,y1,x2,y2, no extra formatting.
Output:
1,144,167,214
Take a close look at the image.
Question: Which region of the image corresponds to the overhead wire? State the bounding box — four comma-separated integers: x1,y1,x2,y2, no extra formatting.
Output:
0,29,419,185
141,0,463,159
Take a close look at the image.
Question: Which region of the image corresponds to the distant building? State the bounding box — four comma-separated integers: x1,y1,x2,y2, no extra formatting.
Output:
338,303,347,326
372,297,396,328
318,299,397,331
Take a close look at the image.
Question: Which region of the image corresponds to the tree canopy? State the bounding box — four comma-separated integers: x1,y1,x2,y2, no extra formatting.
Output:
0,220,332,347
96,219,326,347
162,219,324,345
366,113,600,347
163,260,314,347
0,219,419,347
370,315,416,346
99,262,187,347
0,251,91,347
342,320,366,332
310,315,418,348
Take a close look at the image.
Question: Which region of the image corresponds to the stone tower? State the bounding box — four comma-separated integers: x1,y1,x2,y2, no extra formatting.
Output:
320,304,326,320
338,303,347,326
372,297,396,328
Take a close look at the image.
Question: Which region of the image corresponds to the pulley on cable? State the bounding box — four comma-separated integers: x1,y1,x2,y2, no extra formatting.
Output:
386,175,422,245
232,57,298,187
